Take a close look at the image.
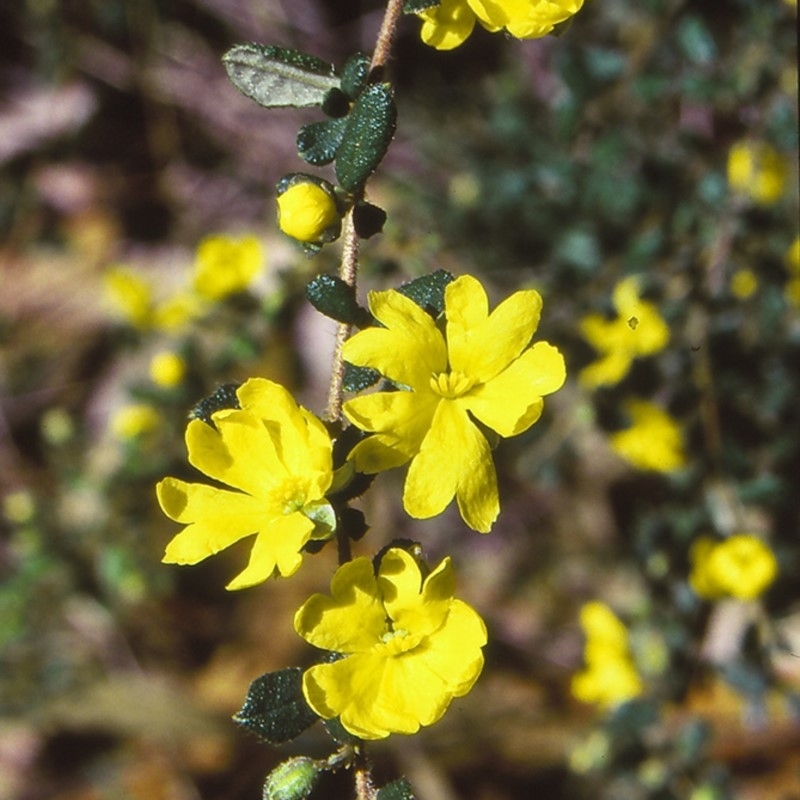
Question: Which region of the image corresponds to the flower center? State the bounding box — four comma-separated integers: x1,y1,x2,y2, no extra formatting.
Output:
378,626,420,656
268,476,308,514
429,370,476,399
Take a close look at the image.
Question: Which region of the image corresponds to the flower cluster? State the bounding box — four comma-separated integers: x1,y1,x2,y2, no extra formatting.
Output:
609,399,686,473
579,276,669,389
689,534,778,601
570,601,643,709
417,0,590,51
343,274,566,531
157,378,335,590
294,547,487,739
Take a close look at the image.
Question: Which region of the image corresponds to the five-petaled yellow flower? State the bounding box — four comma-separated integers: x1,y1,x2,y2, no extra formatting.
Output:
294,547,487,739
579,276,669,388
343,274,566,532
570,601,643,709
689,534,778,601
157,378,335,590
609,399,686,473
418,0,589,50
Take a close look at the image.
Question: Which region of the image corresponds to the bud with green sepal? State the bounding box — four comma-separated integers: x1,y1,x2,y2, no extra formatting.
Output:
276,173,343,252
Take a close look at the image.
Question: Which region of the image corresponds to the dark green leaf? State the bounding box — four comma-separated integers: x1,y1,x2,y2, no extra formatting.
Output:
377,778,416,800
233,669,318,744
223,44,338,108
189,383,241,426
335,84,397,193
396,270,453,317
343,363,381,392
340,53,372,100
353,201,387,239
403,0,439,13
323,716,361,746
306,275,372,326
321,87,351,118
297,118,348,166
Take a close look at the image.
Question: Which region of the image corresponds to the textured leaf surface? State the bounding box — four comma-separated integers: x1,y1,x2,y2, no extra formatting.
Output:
397,270,454,317
223,44,338,108
297,118,347,166
377,778,416,800
306,274,371,326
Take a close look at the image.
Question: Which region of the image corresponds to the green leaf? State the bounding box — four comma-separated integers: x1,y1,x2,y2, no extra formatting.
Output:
377,778,416,800
323,716,361,746
223,44,339,109
397,270,454,317
343,363,381,392
263,757,321,800
353,201,387,239
302,500,336,540
306,274,372,326
189,383,241,426
233,669,319,744
335,83,397,193
403,0,439,13
297,118,348,166
340,53,372,100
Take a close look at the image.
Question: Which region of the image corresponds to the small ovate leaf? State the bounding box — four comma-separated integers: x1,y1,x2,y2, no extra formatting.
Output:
323,716,360,746
343,363,381,392
377,778,417,800
223,44,339,109
335,83,397,193
397,270,454,317
263,757,321,800
233,669,319,744
297,118,348,166
306,274,372,326
340,53,372,100
189,383,242,426
303,500,337,540
403,0,440,13
321,87,351,118
353,201,387,239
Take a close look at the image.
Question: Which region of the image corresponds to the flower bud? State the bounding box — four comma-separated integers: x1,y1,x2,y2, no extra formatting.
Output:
263,757,321,800
276,175,341,246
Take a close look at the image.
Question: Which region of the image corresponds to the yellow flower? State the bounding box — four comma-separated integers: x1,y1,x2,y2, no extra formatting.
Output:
277,183,340,244
105,266,155,329
571,602,643,709
156,378,335,590
193,235,264,300
609,399,686,473
727,140,788,205
343,274,566,532
730,268,758,300
418,0,589,50
689,534,778,601
152,291,203,332
579,277,669,389
785,237,800,308
149,351,186,388
111,404,160,439
294,547,487,740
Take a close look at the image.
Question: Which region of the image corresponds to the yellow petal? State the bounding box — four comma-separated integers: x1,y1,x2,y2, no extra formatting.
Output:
294,558,387,652
464,342,565,436
447,276,543,383
346,434,414,474
403,400,499,531
419,0,477,51
344,290,447,390
157,478,269,563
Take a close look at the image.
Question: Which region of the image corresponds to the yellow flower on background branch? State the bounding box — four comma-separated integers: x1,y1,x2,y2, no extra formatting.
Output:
579,276,669,389
294,547,487,739
157,378,335,590
343,274,566,532
689,534,778,601
609,399,686,473
571,601,643,709
418,0,590,51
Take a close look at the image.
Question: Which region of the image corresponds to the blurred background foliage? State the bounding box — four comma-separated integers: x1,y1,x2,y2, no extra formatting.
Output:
1,1,798,799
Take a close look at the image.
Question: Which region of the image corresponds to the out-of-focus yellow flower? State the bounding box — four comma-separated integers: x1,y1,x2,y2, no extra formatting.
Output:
277,183,340,244
730,268,758,300
727,140,788,205
193,235,264,300
579,277,669,388
157,378,335,590
3,490,36,524
418,0,589,50
785,237,800,308
105,266,154,329
149,351,186,388
571,601,643,709
152,291,203,332
690,534,778,601
343,274,566,532
294,547,487,739
111,404,160,440
609,399,686,472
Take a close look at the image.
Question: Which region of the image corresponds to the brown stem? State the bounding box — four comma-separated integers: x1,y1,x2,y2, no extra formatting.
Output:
354,747,377,800
370,0,406,76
